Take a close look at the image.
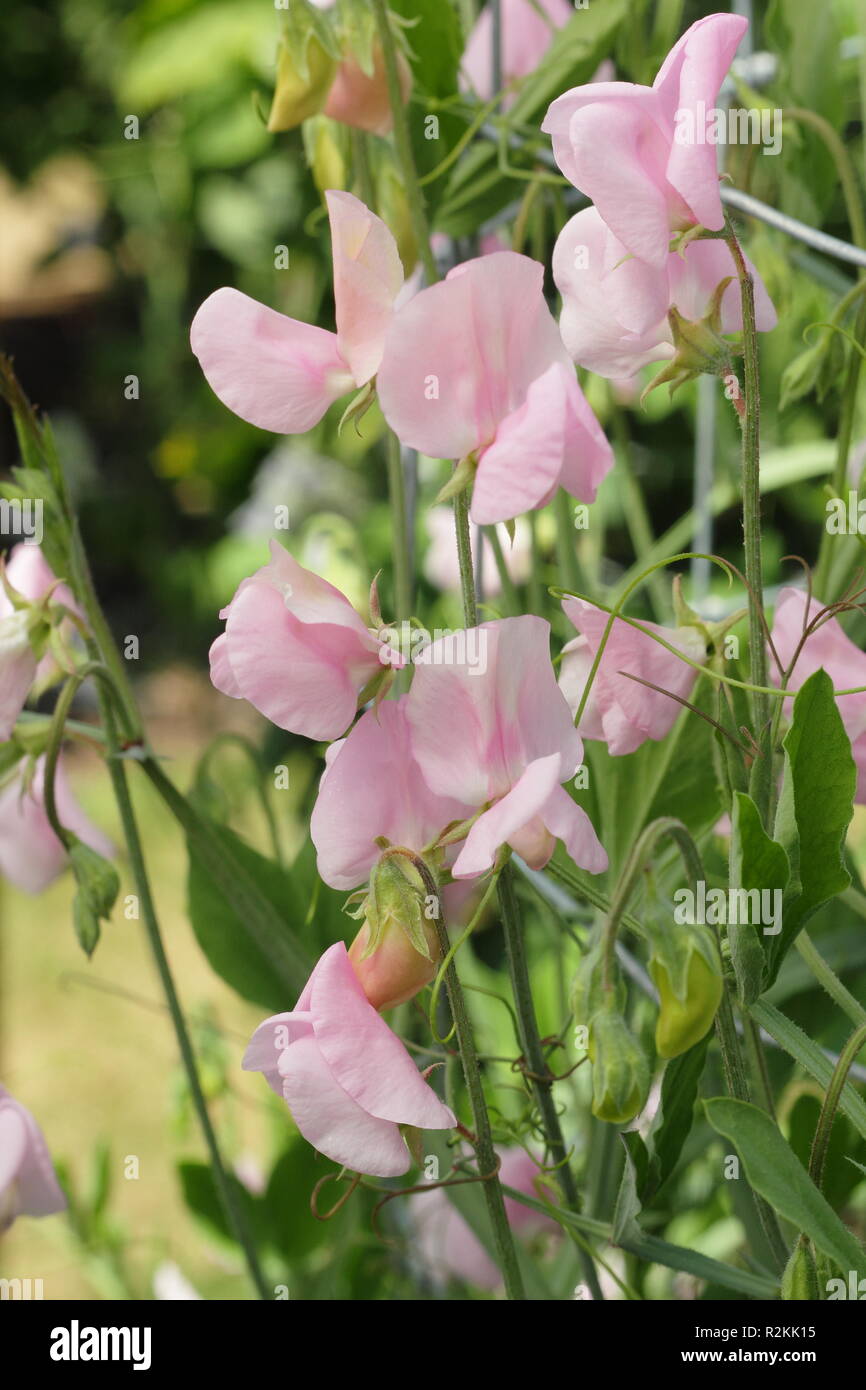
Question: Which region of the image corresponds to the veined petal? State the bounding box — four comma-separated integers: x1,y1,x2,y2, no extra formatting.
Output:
328,190,404,386
191,288,353,434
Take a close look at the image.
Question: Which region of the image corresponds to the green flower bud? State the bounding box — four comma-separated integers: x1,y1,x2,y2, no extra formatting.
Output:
348,851,439,1011
268,33,336,132
650,929,723,1059
588,1006,649,1125
781,1237,819,1301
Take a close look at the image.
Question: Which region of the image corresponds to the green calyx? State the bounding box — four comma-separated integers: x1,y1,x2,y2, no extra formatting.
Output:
361,849,437,963
641,277,739,406
588,1004,649,1125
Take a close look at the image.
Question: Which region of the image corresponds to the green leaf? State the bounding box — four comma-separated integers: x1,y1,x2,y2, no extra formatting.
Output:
389,0,462,98
186,817,311,1012
767,670,855,984
751,1000,866,1143
651,1034,711,1193
177,1161,262,1257
704,1097,866,1279
69,839,120,959
261,1142,334,1260
730,792,789,1001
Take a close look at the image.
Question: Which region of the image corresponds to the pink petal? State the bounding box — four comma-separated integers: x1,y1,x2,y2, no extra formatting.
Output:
452,755,564,877
654,14,748,230
191,288,353,433
279,1035,411,1177
220,577,378,740
309,943,456,1132
378,252,566,461
543,87,675,268
208,633,242,699
311,698,472,890
242,1011,313,1095
471,364,572,524
540,782,608,873
327,190,404,385
0,1091,66,1222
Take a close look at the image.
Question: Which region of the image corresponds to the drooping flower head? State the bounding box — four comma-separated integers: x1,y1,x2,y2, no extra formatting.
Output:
243,942,455,1177
406,615,608,877
0,755,114,895
559,598,707,756
210,542,402,741
543,13,749,268
191,191,403,434
552,205,777,379
377,252,613,525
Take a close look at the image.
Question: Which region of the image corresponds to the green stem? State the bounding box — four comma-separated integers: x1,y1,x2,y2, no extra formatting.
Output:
724,219,768,758
781,108,866,251
554,489,581,595
498,863,604,1301
454,486,478,626
814,297,866,597
371,0,437,283
795,929,866,1028
386,430,413,620
808,1022,866,1190
602,816,702,989
410,857,525,1299
485,525,521,614
100,689,270,1299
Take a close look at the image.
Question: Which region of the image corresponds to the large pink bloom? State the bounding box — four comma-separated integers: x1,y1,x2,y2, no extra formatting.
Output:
311,696,473,891
406,616,607,878
191,191,403,433
461,0,572,105
771,587,866,801
210,541,402,741
552,206,777,379
0,1086,67,1229
411,1147,559,1290
243,942,455,1177
0,756,114,895
377,252,613,525
559,599,707,756
543,13,748,268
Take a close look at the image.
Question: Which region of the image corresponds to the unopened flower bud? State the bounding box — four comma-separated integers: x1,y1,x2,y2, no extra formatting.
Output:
650,927,722,1060
781,1237,818,1301
268,33,337,132
588,1006,649,1125
348,852,440,1011
324,44,411,137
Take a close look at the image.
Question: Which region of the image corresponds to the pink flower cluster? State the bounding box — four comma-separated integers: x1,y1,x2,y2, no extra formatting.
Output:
543,14,777,378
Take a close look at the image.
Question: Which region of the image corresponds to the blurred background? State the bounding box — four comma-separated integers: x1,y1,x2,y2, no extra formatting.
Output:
2,0,866,1298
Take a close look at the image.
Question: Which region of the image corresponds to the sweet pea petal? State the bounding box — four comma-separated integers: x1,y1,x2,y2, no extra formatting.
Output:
279,1035,411,1177
539,782,609,873
654,13,748,230
309,943,456,1131
471,364,573,524
328,190,404,385
242,1011,313,1094
451,755,563,877
191,288,353,433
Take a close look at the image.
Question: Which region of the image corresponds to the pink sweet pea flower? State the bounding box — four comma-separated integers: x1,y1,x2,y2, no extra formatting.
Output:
543,13,748,268
559,598,707,756
210,541,402,741
191,191,403,433
0,755,114,895
411,1147,559,1289
377,252,613,525
311,696,473,891
0,610,37,741
243,942,455,1177
0,1086,67,1229
770,587,866,801
552,205,777,379
1,544,83,694
406,615,607,878
461,0,573,106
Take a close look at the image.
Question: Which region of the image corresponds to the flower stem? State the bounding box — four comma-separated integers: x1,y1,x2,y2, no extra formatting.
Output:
498,863,604,1300
724,219,769,761
411,858,525,1298
386,430,413,621
808,1022,866,1190
795,929,866,1029
454,486,478,627
370,0,438,284
99,683,271,1300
